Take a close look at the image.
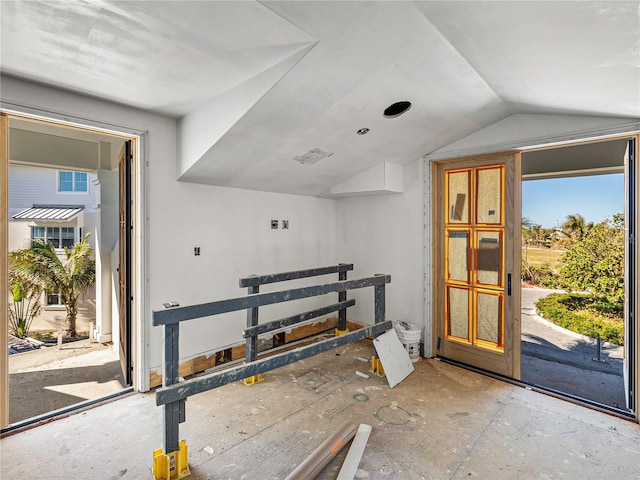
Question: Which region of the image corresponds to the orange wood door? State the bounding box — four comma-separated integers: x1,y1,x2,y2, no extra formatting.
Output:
434,152,521,379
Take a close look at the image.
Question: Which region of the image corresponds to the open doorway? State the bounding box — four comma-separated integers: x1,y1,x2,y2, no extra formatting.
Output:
520,138,634,414
4,114,135,427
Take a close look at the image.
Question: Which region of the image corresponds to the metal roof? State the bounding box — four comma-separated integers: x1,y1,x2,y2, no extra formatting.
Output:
12,205,84,221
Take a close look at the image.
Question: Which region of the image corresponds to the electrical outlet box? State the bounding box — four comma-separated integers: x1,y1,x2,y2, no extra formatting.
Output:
194,247,200,256
271,219,279,229
282,220,289,229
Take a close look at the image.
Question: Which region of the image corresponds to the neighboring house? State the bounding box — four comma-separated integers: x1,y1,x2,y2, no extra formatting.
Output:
8,163,97,335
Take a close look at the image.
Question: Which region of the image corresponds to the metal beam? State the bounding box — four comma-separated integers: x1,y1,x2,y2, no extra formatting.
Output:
374,276,386,324
163,324,180,453
338,269,348,331
156,321,392,406
246,281,260,362
153,275,390,326
239,264,353,287
243,299,355,338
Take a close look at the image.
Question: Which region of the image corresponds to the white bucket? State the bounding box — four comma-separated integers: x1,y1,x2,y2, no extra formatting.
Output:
394,321,421,362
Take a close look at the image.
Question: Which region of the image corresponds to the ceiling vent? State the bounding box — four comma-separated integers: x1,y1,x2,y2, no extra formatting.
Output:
293,148,334,166
384,101,412,118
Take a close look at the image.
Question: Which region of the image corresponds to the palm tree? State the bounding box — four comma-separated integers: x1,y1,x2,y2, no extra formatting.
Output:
12,234,96,337
562,213,593,241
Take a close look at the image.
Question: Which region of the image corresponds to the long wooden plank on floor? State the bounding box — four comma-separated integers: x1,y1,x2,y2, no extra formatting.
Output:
337,424,372,480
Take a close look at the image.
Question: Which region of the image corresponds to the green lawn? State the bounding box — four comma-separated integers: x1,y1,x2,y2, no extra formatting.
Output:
523,248,563,269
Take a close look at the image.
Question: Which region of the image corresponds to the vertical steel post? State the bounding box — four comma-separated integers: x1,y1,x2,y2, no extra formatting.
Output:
246,276,259,363
338,264,348,332
370,274,387,376
374,274,386,324
163,323,181,453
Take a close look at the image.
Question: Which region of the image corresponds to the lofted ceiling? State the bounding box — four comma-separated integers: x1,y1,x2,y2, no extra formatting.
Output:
1,1,639,196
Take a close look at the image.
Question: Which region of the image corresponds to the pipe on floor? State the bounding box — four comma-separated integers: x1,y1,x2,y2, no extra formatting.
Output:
284,422,357,480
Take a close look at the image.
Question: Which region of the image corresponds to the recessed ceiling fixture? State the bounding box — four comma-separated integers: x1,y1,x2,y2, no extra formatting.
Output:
293,147,334,166
383,101,412,118
357,128,370,135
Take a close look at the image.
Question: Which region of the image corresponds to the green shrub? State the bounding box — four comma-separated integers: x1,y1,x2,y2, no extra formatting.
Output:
521,258,559,288
559,215,624,304
535,293,624,345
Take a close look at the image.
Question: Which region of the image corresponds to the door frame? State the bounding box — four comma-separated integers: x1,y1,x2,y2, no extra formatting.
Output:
1,113,9,427
431,151,521,380
426,134,639,419
0,108,146,429
119,140,134,385
626,136,639,414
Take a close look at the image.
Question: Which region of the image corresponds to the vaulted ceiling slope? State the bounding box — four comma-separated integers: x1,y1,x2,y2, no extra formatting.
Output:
1,1,639,196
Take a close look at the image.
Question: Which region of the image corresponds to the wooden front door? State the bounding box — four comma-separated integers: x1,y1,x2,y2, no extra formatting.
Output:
434,152,521,379
118,140,133,385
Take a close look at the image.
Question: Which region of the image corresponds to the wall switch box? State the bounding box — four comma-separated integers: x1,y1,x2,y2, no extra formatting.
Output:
194,247,200,256
282,220,289,229
271,219,279,229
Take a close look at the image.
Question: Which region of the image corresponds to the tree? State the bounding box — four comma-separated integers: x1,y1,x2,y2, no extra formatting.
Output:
559,214,624,304
8,250,43,338
562,213,593,242
12,234,96,337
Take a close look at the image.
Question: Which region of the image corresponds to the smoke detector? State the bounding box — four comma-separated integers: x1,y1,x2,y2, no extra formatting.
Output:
293,148,334,166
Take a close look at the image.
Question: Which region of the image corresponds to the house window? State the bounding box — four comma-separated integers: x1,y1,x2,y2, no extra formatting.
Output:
31,226,76,248
46,291,64,306
31,226,45,245
59,171,88,192
61,227,75,248
47,226,60,247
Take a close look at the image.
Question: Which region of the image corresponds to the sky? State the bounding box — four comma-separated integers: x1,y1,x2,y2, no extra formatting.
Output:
522,173,624,228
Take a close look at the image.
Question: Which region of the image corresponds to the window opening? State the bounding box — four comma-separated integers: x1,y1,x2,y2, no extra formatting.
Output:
58,170,88,192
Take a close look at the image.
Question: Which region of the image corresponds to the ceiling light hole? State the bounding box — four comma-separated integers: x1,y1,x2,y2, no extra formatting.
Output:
357,128,370,135
383,101,412,118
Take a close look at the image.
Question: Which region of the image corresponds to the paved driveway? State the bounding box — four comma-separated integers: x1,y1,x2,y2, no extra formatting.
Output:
520,287,627,410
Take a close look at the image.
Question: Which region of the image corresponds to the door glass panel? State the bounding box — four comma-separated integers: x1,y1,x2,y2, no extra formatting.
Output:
447,230,469,282
476,231,502,286
476,292,502,347
447,287,470,340
476,167,502,224
447,170,470,224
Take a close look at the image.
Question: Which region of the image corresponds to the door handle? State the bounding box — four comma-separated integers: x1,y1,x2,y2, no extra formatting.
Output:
507,273,512,296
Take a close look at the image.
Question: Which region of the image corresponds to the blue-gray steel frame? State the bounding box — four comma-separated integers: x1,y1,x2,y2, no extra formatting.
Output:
153,269,390,454
240,264,354,362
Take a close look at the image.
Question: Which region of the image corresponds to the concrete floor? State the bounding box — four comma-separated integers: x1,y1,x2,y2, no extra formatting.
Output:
2,339,639,480
8,339,126,423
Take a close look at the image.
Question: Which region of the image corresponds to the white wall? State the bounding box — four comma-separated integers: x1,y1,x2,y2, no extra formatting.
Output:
336,160,424,329
149,179,337,367
2,76,337,387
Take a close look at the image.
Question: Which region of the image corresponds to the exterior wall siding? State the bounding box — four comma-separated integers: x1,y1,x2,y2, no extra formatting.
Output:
8,164,98,335
8,164,97,251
